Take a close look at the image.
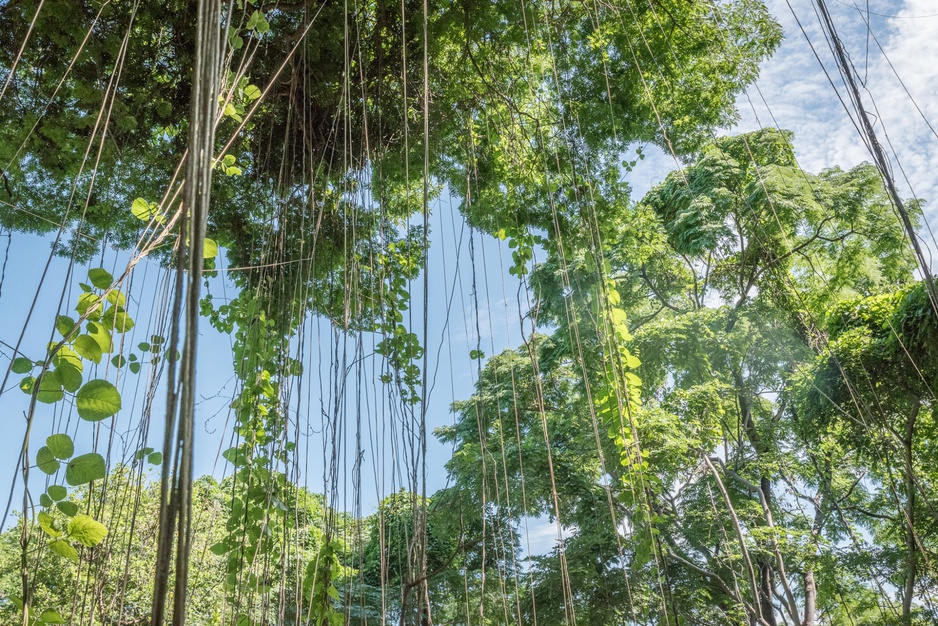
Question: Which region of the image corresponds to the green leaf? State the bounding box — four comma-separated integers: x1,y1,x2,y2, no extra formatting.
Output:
35,372,63,403
40,610,67,624
19,376,35,394
36,446,60,474
46,435,74,461
49,540,78,562
39,493,53,507
105,289,126,307
46,434,74,460
102,307,135,333
53,346,83,372
56,315,77,337
87,268,113,290
38,511,61,538
76,379,121,421
75,292,100,317
624,372,642,389
203,238,219,259
11,357,33,374
36,370,64,404
66,453,106,486
68,514,108,547
131,198,157,222
57,501,79,517
114,309,135,332
73,335,102,364
129,362,141,374
148,452,163,465
48,485,68,501
85,321,112,353
56,364,82,393
244,84,261,101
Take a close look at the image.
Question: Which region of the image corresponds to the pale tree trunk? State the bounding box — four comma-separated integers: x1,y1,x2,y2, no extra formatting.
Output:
802,571,816,626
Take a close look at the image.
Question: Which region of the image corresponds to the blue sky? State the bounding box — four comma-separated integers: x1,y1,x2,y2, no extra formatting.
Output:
1,1,936,559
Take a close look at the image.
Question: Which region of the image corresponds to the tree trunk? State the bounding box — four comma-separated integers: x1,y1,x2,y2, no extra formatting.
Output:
802,571,816,626
803,492,825,626
758,558,777,626
735,367,779,626
902,401,920,625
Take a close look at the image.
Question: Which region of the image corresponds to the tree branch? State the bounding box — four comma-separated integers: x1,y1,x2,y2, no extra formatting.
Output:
639,265,683,312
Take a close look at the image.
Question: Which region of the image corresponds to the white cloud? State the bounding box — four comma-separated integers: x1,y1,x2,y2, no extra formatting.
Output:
628,0,938,220
738,0,938,228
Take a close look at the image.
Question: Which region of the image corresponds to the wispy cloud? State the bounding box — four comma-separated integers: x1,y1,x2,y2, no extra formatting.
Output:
739,0,938,222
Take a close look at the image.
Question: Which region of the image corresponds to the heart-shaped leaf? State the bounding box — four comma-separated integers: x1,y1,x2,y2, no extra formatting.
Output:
68,514,108,547
46,434,74,460
65,453,106,486
76,380,121,421
36,447,60,475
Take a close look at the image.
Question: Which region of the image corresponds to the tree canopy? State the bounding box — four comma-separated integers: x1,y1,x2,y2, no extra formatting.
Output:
1,1,935,626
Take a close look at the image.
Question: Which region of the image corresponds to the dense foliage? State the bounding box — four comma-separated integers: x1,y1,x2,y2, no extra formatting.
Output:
1,1,935,625
434,128,935,625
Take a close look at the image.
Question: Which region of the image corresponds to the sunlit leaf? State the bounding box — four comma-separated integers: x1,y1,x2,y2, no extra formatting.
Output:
87,268,113,290
244,84,261,100
53,346,83,372
75,292,100,318
37,446,61,475
49,540,78,562
66,453,106,486
56,364,82,393
38,511,61,538
36,369,64,404
76,379,121,421
67,514,108,547
73,335,102,364
46,434,74,459
85,321,112,352
131,198,158,222
40,610,67,624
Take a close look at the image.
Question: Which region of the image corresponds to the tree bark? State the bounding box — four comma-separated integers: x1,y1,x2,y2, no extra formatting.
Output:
733,368,780,626
902,400,920,625
802,571,816,626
